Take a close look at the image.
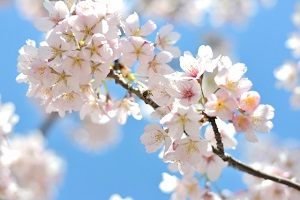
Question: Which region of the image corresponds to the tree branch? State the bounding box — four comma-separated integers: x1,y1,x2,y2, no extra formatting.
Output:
39,112,58,137
110,65,300,192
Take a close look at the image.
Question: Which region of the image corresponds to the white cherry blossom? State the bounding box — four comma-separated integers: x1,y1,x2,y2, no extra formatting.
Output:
140,124,171,153
121,12,157,37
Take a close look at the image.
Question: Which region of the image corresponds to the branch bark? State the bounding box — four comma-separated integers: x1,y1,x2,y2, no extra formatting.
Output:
110,65,300,192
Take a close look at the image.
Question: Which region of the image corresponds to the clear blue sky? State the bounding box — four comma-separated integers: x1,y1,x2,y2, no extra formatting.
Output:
0,1,300,200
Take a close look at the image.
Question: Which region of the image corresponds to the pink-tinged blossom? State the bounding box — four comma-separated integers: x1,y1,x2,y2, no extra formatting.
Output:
136,51,174,77
82,33,113,63
199,189,222,200
50,92,83,117
163,152,193,175
121,12,157,37
34,1,70,32
38,32,70,66
68,13,108,43
110,98,142,125
140,124,172,153
120,36,154,66
214,62,252,97
53,19,78,49
90,61,111,87
9,132,64,200
274,62,298,91
62,50,91,84
160,105,202,140
147,73,174,107
239,91,260,113
180,51,205,79
80,91,110,124
25,59,52,85
195,152,228,181
16,40,39,83
167,78,202,106
173,137,212,166
160,173,202,200
0,101,19,138
155,24,181,58
205,118,237,149
233,104,274,142
205,89,238,121
44,67,81,98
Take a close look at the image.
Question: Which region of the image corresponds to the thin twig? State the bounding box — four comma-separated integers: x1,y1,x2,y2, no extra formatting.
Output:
110,65,300,192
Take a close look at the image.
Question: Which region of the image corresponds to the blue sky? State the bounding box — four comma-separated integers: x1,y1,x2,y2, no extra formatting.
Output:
0,1,300,200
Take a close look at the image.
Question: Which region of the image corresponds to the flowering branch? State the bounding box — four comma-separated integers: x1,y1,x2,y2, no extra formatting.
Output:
110,62,300,192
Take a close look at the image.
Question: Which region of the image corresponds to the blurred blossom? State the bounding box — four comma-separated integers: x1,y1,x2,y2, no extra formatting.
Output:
0,101,19,139
0,132,64,200
132,0,276,26
276,3,300,109
274,62,298,91
203,33,232,58
109,194,133,200
72,117,120,152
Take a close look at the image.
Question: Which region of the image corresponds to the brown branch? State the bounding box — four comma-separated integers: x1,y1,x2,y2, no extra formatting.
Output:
109,65,300,192
206,116,225,154
39,112,59,137
212,147,300,191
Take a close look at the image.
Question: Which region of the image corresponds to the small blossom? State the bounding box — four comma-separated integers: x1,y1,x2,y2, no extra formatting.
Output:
120,36,154,66
160,105,202,140
140,124,171,153
121,12,156,37
155,24,181,58
205,89,238,121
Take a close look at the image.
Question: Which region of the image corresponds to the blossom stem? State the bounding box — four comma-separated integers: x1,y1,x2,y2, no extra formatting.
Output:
110,62,300,192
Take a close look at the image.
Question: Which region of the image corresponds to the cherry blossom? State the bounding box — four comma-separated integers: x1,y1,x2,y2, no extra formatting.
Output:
214,60,252,97
160,105,202,140
167,78,202,106
34,1,70,32
173,137,212,166
120,36,154,66
233,104,274,142
205,89,238,121
140,124,171,153
155,24,181,58
136,51,174,77
110,98,142,125
195,152,228,181
121,12,156,38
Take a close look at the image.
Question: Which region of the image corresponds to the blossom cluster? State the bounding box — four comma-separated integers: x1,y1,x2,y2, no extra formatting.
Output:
0,100,64,200
16,0,276,198
275,3,300,109
139,46,274,198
